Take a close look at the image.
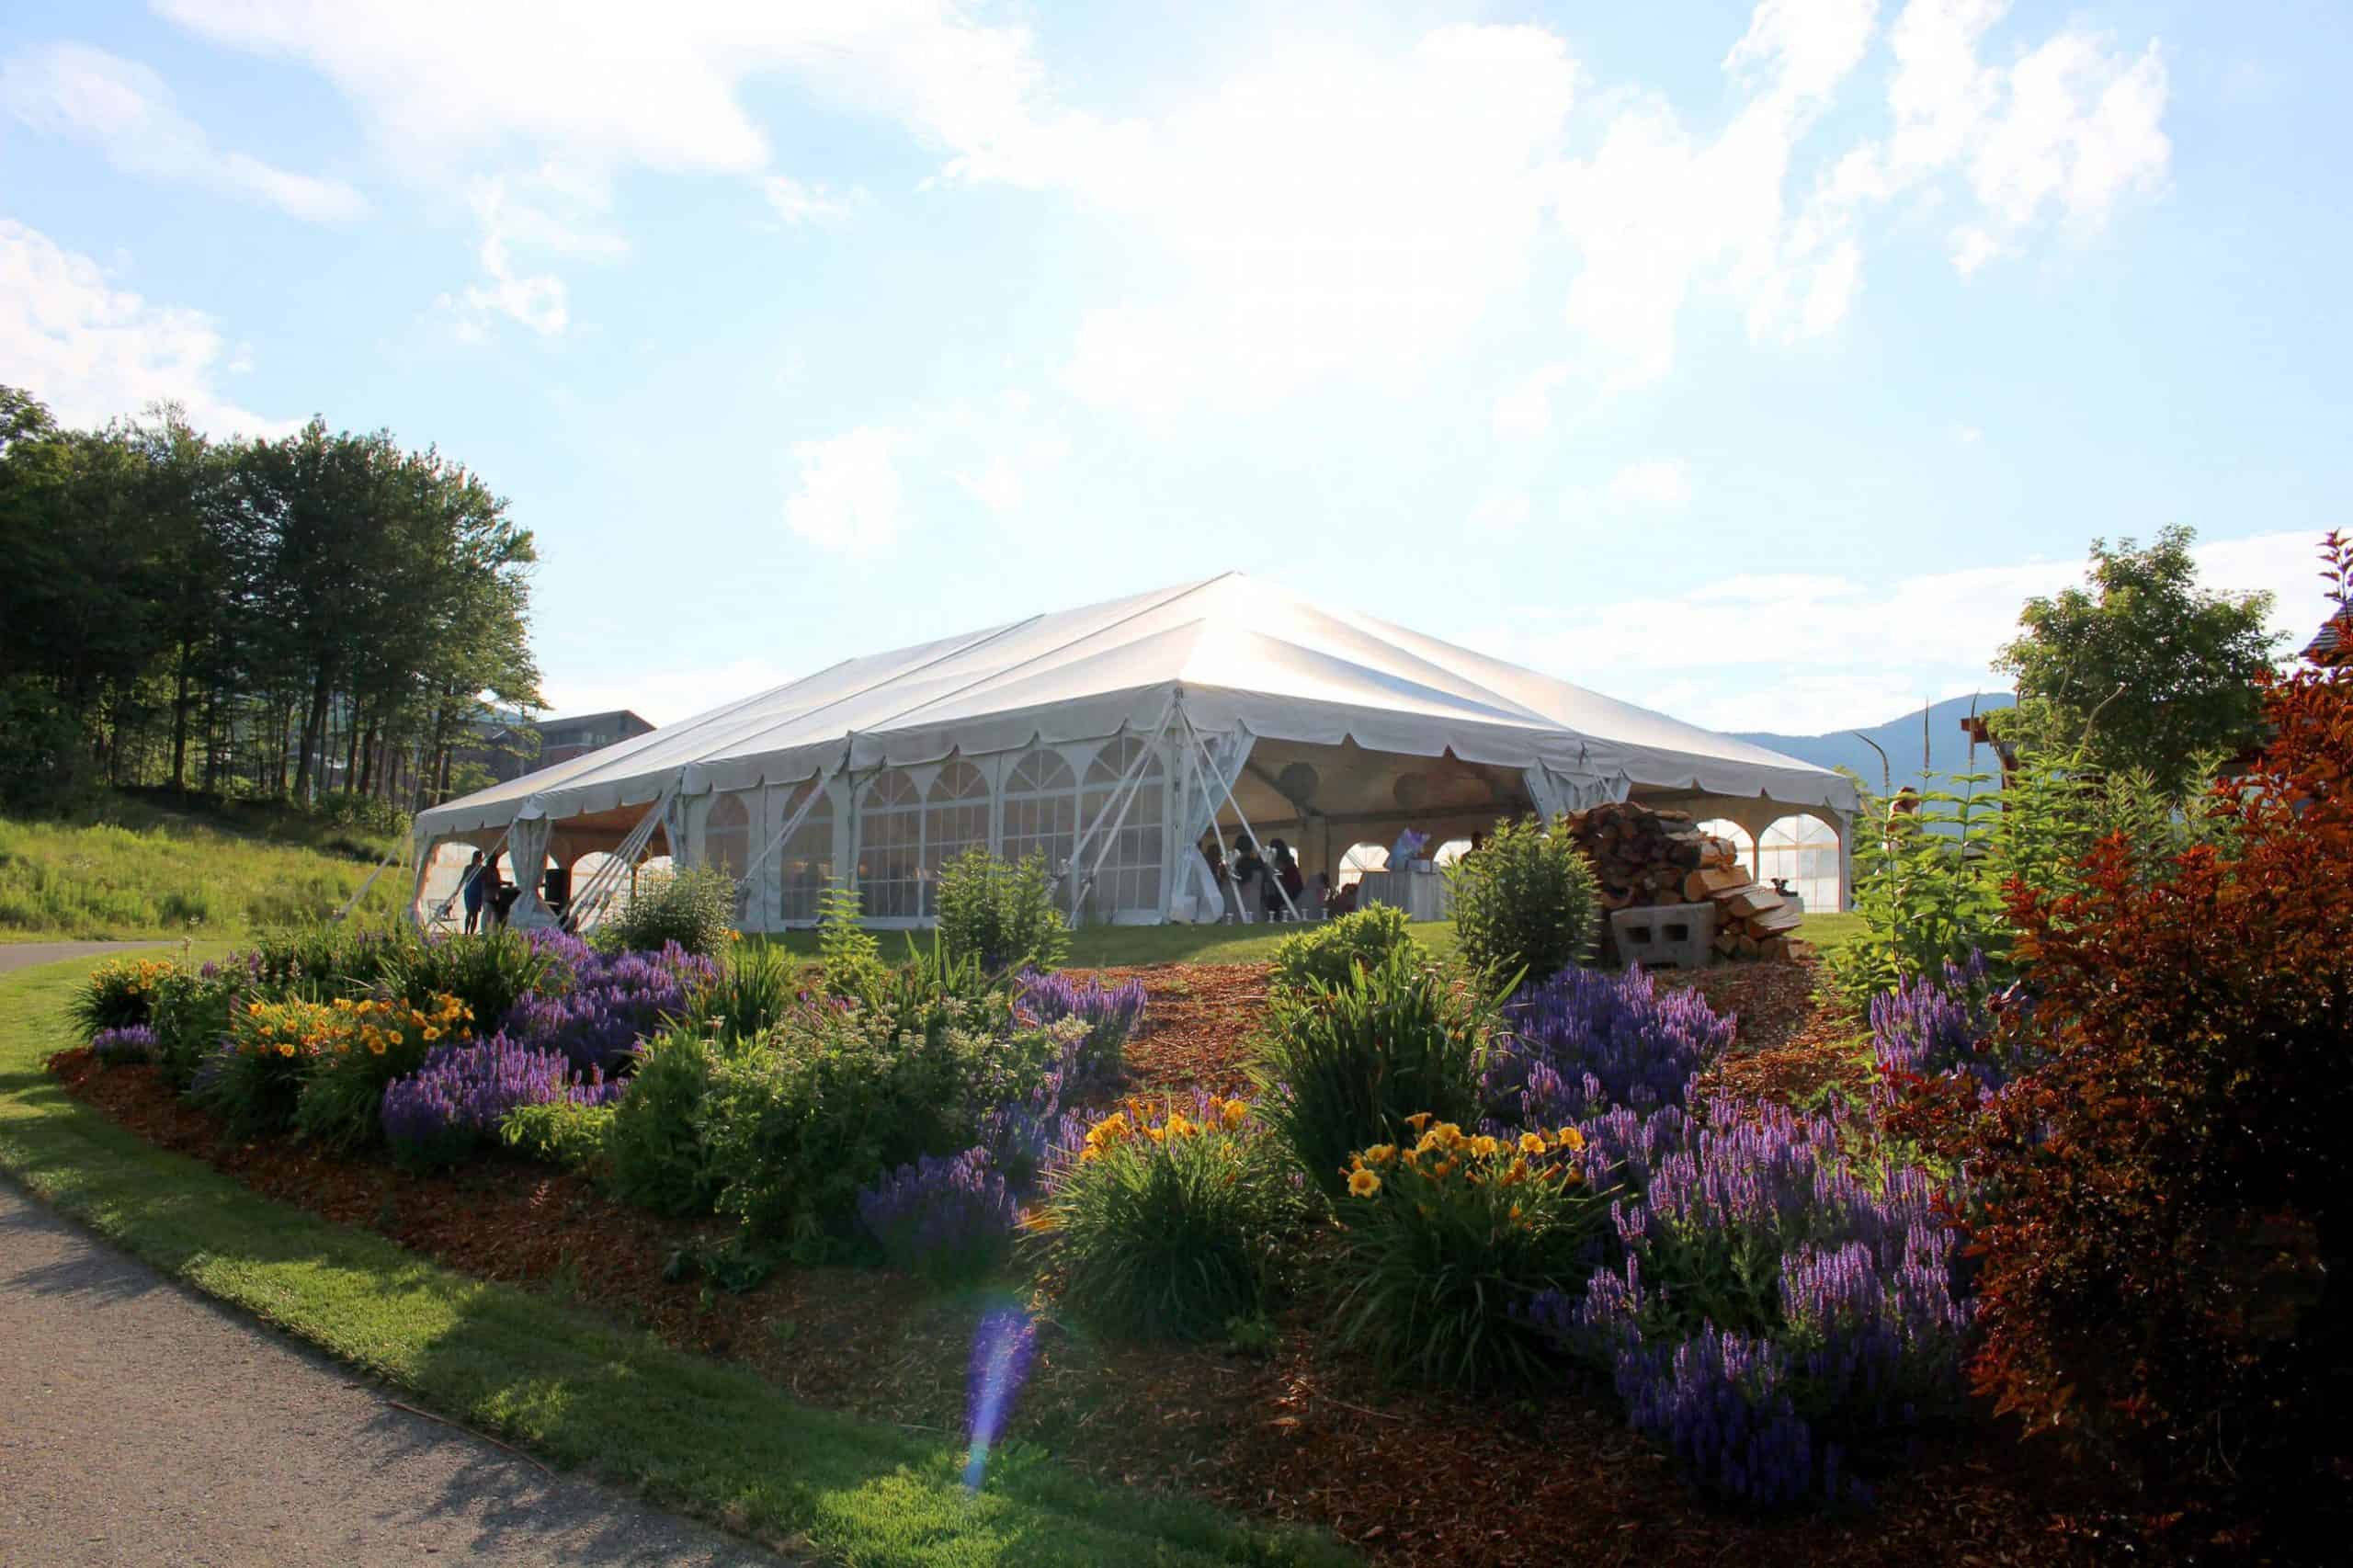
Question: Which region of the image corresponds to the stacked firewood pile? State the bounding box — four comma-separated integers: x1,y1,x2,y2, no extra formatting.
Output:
1563,801,1808,962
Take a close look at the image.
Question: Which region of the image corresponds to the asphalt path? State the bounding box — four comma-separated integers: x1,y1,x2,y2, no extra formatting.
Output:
0,941,781,1567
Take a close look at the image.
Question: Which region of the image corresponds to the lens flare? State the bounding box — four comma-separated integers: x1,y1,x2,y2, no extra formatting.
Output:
962,1303,1038,1493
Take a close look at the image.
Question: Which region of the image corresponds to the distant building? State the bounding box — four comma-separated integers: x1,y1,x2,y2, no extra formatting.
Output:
460,710,655,785
2305,614,2347,666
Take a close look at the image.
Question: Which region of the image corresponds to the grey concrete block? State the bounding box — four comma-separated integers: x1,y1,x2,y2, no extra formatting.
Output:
1608,902,1715,971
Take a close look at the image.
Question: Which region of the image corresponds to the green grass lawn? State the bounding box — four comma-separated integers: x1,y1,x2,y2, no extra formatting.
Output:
764,912,1859,971
0,791,406,942
0,950,1349,1567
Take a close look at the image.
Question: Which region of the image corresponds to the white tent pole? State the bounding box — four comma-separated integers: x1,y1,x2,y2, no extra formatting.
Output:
566,775,682,931
1180,710,1299,921
334,837,406,924
1065,708,1176,922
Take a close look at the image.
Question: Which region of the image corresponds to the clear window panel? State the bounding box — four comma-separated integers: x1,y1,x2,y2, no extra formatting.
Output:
919,761,992,917
858,769,924,919
778,780,834,924
1082,738,1165,914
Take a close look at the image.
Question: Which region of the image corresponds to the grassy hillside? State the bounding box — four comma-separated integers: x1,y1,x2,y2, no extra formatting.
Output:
0,790,406,941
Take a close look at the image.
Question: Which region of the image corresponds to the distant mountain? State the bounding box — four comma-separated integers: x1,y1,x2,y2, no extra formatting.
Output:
1732,693,2015,797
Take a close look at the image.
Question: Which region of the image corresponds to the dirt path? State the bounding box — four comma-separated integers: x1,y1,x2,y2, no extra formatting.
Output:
0,944,783,1568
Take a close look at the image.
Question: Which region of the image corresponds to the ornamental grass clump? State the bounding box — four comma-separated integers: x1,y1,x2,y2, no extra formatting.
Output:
691,939,801,1047
858,1147,1021,1282
1332,1116,1611,1388
1252,947,1491,1201
381,1033,621,1166
501,936,717,1074
1013,969,1144,1096
1483,964,1734,1127
1029,1094,1302,1341
599,864,738,958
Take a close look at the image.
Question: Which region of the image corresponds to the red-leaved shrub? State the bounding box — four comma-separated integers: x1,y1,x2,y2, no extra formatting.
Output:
1895,533,2352,1510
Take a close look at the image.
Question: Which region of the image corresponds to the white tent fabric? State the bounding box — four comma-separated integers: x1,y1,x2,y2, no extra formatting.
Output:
415,574,1859,848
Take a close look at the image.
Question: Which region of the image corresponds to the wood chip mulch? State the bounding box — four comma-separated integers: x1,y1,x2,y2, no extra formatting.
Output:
44,959,2209,1567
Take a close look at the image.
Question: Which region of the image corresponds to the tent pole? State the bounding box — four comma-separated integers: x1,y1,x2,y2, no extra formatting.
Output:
1179,712,1298,921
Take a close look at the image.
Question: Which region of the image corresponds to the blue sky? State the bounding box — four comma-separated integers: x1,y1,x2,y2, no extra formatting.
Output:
5,1,2346,734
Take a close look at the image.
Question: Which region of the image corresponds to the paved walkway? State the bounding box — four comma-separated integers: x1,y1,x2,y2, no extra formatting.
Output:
0,943,781,1567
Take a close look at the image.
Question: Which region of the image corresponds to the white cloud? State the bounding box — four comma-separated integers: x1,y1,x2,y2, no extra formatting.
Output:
1,41,369,221
1606,459,1692,509
1953,422,1983,444
1051,27,1579,416
1492,363,1572,440
1499,529,2336,732
763,175,858,226
444,179,570,339
1810,1,2170,278
1469,490,1532,539
0,218,292,437
155,0,1051,179
783,426,906,557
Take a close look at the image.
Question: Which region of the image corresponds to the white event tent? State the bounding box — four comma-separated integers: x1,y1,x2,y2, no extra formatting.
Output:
409,574,1859,932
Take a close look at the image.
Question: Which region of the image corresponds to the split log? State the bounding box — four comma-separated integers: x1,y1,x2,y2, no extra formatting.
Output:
1684,866,1749,901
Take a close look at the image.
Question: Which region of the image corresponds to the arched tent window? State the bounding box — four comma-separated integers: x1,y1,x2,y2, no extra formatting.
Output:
1697,819,1756,880
920,761,992,916
703,792,750,881
1433,838,1473,866
1757,814,1841,914
1000,748,1077,878
1336,841,1388,888
776,779,834,925
1080,737,1165,915
858,768,924,919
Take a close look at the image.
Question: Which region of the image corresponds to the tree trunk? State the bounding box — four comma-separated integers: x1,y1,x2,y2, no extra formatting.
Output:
296,668,331,803
170,638,193,793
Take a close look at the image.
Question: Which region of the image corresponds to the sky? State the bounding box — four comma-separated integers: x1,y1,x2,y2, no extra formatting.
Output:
4,0,2347,737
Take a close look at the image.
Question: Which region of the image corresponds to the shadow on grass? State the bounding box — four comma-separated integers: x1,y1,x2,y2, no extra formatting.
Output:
0,951,1353,1568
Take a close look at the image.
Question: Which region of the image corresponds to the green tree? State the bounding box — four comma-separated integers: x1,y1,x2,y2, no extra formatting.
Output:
1991,525,2279,795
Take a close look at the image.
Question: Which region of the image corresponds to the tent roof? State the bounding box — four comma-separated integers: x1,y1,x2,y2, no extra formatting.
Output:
415,573,1858,837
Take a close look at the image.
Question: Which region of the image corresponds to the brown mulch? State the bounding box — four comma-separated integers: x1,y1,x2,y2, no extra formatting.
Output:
46,961,2153,1568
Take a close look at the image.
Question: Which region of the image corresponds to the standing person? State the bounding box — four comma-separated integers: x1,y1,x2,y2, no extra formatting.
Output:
1267,837,1303,921
483,858,509,929
460,850,487,934
1229,835,1267,925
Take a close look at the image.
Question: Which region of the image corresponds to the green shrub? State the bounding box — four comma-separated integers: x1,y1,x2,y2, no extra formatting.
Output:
1332,1120,1611,1388
816,883,884,996
1252,947,1492,1200
606,1024,732,1217
150,966,244,1089
501,1099,617,1172
691,941,801,1047
604,865,736,959
243,921,411,994
699,1003,987,1249
1030,1095,1303,1340
1826,749,2234,1010
1443,814,1599,984
934,846,1069,974
71,953,182,1038
1267,903,1416,996
381,928,549,1034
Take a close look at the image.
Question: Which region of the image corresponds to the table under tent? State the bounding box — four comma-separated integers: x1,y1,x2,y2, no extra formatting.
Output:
407,574,1859,935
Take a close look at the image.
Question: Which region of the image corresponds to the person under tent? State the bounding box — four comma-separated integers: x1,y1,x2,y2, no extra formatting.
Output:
460,850,488,935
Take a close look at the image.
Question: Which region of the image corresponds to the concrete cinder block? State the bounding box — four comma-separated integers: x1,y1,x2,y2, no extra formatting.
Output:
1608,902,1715,971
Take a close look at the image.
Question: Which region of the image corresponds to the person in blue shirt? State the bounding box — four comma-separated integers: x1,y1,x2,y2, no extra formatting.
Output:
460,850,488,934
